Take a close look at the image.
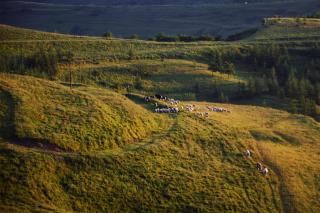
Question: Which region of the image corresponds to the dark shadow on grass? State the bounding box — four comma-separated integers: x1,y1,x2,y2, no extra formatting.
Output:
125,93,166,112
0,87,67,152
0,88,16,139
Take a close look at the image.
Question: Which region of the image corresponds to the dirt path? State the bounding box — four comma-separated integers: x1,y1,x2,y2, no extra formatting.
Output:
256,143,298,213
9,138,66,152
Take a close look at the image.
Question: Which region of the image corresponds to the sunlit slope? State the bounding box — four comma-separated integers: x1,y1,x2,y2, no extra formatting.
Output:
0,103,283,212
187,101,320,212
0,74,167,151
0,24,221,63
248,18,320,41
0,24,92,41
0,75,319,211
59,59,242,101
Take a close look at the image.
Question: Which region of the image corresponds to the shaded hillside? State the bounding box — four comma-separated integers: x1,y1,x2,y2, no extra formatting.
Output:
1,0,319,37
0,24,320,212
2,0,303,6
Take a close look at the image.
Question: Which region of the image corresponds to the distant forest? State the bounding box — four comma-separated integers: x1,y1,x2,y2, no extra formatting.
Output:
6,0,299,5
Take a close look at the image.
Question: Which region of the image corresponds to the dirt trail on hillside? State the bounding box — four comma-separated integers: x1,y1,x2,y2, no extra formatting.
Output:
9,138,66,152
257,143,298,213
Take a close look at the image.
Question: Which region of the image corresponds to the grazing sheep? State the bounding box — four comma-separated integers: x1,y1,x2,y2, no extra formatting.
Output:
245,149,251,157
256,162,262,171
144,96,151,102
262,167,269,176
155,107,179,114
196,112,203,117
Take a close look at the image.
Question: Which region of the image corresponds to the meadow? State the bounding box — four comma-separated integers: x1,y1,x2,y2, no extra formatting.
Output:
0,20,320,212
1,73,319,212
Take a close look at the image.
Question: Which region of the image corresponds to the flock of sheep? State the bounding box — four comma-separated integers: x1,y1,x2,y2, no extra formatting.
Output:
245,150,269,176
145,95,270,177
144,94,230,115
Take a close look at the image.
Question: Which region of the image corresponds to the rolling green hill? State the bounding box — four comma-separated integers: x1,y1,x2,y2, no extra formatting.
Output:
0,74,168,152
0,73,319,212
248,18,320,41
0,24,320,212
0,24,93,41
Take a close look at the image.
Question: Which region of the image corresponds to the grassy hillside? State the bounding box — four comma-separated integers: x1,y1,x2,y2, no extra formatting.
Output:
0,74,319,212
0,74,168,152
1,0,319,38
58,59,243,100
0,24,94,41
248,18,320,41
0,24,320,212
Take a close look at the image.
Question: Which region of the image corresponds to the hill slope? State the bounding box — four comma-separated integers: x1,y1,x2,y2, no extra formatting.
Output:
0,74,319,212
0,24,92,41
1,0,319,37
248,18,320,41
0,74,167,152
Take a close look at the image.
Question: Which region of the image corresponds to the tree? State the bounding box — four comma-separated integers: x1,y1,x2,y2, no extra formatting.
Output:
254,78,266,95
129,34,139,40
268,67,279,95
285,68,298,98
47,47,59,80
218,92,225,103
61,51,74,89
290,100,298,114
315,83,320,104
224,62,235,77
128,49,135,61
237,81,246,98
194,82,200,94
208,50,224,74
247,78,256,97
103,31,113,39
134,77,143,90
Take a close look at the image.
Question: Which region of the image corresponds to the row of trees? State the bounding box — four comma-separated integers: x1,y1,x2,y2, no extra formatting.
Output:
206,49,236,77
204,43,320,117
102,31,219,42
152,33,217,42
0,47,74,81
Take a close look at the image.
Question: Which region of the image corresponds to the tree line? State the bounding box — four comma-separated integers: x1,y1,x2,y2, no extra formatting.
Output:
0,47,74,80
203,43,320,117
103,31,220,42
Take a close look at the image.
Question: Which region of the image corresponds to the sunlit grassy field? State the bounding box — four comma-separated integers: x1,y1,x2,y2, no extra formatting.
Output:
0,24,320,212
1,74,319,212
248,18,320,41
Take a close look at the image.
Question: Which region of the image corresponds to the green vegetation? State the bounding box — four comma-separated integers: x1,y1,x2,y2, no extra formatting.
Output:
0,20,320,212
0,74,167,152
249,18,320,41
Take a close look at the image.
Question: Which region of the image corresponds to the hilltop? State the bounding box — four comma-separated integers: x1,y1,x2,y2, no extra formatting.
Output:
0,24,93,41
247,17,320,41
0,74,168,152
